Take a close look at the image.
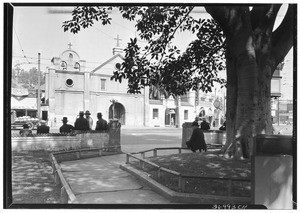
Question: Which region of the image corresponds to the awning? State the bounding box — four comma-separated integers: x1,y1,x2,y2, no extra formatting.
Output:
11,97,37,110
165,108,176,114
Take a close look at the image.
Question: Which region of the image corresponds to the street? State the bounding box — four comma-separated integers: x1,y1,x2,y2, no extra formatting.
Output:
120,127,183,153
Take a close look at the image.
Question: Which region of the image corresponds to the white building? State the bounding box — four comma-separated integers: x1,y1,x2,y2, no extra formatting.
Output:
42,43,226,128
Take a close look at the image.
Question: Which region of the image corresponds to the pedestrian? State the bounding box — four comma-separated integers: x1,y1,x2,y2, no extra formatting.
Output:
194,116,200,126
19,123,32,136
85,110,93,130
200,118,210,130
95,112,108,131
74,111,89,131
219,121,226,131
37,120,50,134
59,117,75,133
171,117,174,127
186,121,207,152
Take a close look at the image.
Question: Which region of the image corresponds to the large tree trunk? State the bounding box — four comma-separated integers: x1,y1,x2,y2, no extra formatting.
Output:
205,5,294,158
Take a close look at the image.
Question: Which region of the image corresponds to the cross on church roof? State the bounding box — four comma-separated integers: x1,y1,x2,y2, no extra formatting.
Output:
114,35,122,47
68,42,73,49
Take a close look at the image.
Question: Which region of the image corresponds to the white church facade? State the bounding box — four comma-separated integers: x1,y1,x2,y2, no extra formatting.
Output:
43,43,226,129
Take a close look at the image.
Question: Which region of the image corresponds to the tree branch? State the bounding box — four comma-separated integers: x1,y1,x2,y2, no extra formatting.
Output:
204,6,229,32
250,5,281,31
271,4,294,70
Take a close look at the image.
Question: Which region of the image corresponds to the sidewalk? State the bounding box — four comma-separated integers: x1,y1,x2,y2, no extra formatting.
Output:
60,153,181,204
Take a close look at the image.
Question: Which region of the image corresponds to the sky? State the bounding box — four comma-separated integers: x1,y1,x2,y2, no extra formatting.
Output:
11,4,294,100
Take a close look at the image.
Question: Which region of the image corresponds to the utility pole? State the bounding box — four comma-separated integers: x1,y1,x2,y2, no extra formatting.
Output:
37,53,41,121
277,98,280,126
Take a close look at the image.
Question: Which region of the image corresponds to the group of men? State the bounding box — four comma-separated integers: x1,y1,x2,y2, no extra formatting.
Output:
19,110,108,136
59,110,108,133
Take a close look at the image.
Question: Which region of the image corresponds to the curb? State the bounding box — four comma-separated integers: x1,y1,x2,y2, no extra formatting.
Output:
120,164,251,204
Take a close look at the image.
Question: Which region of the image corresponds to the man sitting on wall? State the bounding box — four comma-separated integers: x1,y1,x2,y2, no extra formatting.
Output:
95,112,108,131
186,121,207,152
59,117,75,133
19,123,32,136
74,111,89,131
37,120,50,134
85,110,93,131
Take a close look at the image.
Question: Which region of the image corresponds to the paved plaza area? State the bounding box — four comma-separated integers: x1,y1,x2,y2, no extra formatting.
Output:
60,153,181,204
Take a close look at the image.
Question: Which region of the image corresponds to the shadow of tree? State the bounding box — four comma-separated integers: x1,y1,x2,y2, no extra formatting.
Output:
12,150,61,204
138,152,251,197
60,157,142,195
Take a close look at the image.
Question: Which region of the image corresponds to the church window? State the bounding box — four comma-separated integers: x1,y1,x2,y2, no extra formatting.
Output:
153,108,159,119
69,53,73,59
74,62,80,70
66,78,74,87
61,61,67,70
101,79,106,90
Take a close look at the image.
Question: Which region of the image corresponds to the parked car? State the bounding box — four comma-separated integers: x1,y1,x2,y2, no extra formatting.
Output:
11,116,39,130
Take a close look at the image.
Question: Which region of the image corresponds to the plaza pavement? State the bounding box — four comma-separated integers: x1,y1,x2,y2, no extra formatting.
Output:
60,151,190,204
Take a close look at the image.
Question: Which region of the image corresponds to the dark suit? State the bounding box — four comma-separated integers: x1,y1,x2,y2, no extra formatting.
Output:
186,128,207,152
37,125,50,134
60,124,75,133
95,118,108,131
74,117,89,131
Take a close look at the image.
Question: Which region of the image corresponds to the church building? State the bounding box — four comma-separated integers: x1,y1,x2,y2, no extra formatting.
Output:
43,41,226,129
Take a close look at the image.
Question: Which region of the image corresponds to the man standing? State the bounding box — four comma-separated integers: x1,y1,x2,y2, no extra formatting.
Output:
74,111,89,131
85,110,93,130
59,117,75,133
37,120,50,134
186,121,207,152
95,112,108,131
200,118,210,130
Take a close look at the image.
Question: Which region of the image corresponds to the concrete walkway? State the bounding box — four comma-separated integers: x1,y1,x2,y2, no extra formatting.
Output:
60,153,180,204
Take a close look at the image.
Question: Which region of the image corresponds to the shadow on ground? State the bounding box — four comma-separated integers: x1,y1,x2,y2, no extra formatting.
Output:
12,150,61,204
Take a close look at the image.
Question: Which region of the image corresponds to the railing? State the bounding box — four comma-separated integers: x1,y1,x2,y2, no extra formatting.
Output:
49,153,78,204
52,146,121,160
125,147,250,196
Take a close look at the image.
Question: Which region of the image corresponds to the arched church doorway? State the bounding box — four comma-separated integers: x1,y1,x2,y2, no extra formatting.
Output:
109,102,126,125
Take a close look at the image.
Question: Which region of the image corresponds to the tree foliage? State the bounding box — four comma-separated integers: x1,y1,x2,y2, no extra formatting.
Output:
63,5,294,159
12,67,45,89
63,6,226,97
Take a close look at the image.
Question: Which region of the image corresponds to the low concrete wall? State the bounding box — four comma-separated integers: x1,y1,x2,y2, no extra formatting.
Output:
12,120,122,152
12,136,82,152
12,133,109,152
182,122,226,148
76,132,109,149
